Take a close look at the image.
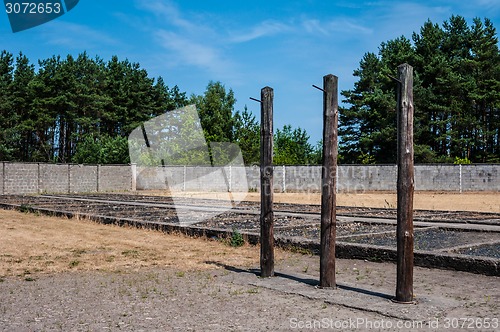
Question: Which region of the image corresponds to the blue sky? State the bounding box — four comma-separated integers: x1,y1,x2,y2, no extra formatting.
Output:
1,0,499,144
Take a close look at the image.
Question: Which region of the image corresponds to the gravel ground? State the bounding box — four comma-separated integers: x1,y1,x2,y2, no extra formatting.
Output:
1,258,499,332
1,268,379,331
339,228,499,251
1,205,499,331
456,243,500,259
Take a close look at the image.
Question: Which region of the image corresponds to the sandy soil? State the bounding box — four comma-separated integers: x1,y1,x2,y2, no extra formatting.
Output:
153,191,500,213
1,209,499,331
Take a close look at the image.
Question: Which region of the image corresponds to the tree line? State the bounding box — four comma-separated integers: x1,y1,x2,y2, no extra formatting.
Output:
0,51,318,165
1,15,498,165
340,15,500,164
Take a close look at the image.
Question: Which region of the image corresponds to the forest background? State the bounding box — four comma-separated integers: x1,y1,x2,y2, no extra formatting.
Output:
0,15,498,165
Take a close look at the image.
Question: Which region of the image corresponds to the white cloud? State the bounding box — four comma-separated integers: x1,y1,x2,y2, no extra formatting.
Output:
41,21,119,49
230,17,372,43
230,20,293,42
474,0,500,11
303,18,373,35
156,30,217,67
135,0,195,31
457,0,498,8
154,29,236,79
133,0,237,79
302,19,329,35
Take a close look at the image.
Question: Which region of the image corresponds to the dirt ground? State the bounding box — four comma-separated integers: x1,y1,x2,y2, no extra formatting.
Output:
1,208,499,331
157,191,500,213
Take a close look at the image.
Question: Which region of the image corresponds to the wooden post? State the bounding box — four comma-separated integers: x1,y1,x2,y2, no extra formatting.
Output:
320,74,338,288
396,63,415,303
260,86,274,278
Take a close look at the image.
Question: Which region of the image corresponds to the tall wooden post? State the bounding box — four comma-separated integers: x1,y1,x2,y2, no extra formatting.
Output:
396,63,415,303
260,86,274,278
320,74,338,288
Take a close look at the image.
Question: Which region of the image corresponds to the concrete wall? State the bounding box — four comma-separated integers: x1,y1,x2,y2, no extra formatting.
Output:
69,164,98,193
463,164,500,191
40,164,69,193
99,165,133,192
0,162,133,195
136,165,248,192
4,163,39,194
1,162,498,195
137,164,499,193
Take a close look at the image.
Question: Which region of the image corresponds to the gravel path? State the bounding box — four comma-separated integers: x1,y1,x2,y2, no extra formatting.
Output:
1,257,499,332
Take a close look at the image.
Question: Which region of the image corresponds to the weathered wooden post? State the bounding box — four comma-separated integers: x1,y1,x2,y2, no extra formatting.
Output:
320,74,338,288
260,86,274,277
395,63,415,303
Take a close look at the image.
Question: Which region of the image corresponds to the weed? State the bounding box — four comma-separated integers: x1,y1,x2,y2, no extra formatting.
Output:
289,246,313,255
247,287,260,294
69,260,80,268
121,250,139,258
384,199,395,209
24,276,35,282
229,288,245,296
71,249,86,256
302,266,309,273
19,204,32,213
230,229,244,247
175,271,185,278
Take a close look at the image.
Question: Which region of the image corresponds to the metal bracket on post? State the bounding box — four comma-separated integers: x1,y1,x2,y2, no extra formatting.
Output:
312,84,325,92
249,97,262,103
388,75,402,84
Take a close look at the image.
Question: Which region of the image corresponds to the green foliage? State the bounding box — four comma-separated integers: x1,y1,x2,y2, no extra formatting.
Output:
340,37,413,164
274,125,314,165
0,52,187,163
0,51,319,166
341,15,500,164
453,156,472,165
230,228,245,247
310,140,323,164
190,81,236,144
233,107,260,165
73,134,130,164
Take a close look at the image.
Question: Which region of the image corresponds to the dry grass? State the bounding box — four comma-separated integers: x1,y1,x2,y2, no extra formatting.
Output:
0,209,268,278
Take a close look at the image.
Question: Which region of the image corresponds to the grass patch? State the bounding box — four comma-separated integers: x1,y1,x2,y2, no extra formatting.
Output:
288,245,314,256
0,208,260,277
230,229,245,248
121,250,139,258
19,204,32,213
69,260,80,268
